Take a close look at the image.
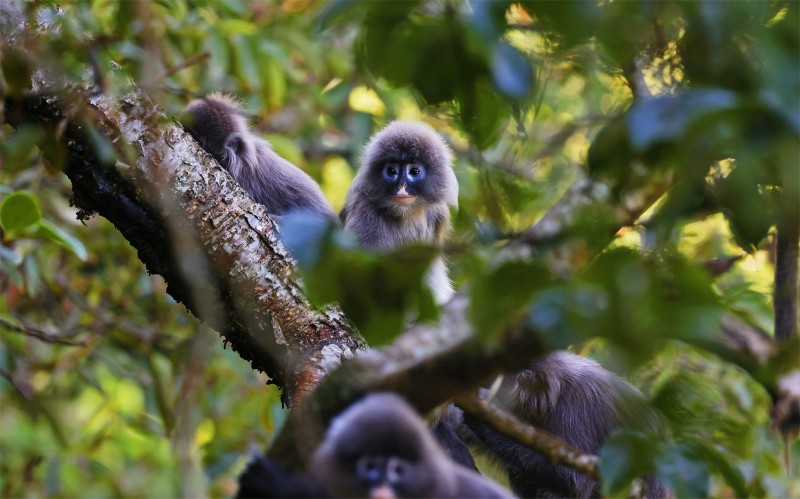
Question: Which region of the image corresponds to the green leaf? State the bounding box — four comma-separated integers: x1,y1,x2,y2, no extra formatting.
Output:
599,430,658,496
33,220,89,261
206,30,230,86
521,1,601,48
259,58,287,110
0,255,24,286
712,158,773,250
550,248,725,359
0,191,42,234
490,42,534,98
280,211,437,345
587,116,635,185
688,440,747,497
654,443,710,498
82,120,117,165
459,79,506,150
626,90,738,152
233,36,260,93
1,48,33,96
469,259,550,339
526,283,608,350
1,125,44,173
264,134,304,168
316,0,368,32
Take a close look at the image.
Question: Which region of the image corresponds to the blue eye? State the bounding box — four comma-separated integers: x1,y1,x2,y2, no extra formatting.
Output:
409,167,421,177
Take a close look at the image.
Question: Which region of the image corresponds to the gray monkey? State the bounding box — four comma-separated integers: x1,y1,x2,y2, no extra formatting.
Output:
185,94,336,220
341,121,458,304
448,352,670,498
312,392,515,499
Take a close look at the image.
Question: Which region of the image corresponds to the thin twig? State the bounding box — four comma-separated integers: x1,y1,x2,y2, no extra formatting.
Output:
152,52,210,84
0,367,33,399
453,394,600,480
454,394,649,499
0,319,87,346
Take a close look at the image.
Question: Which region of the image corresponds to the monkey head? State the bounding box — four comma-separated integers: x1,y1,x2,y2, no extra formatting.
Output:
311,393,457,498
357,121,457,218
185,93,257,174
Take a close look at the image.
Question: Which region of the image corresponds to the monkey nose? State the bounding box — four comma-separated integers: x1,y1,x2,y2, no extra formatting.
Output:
394,185,416,205
369,484,397,499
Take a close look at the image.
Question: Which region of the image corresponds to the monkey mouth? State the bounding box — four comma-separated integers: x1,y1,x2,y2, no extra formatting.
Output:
393,195,417,206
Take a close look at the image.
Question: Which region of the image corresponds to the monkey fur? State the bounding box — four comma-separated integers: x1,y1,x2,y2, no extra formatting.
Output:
185,94,336,220
448,352,670,498
341,121,458,304
311,392,514,499
236,454,330,499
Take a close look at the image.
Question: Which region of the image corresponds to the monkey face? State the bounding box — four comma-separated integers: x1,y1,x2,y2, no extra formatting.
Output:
352,120,458,218
352,454,431,498
381,162,427,207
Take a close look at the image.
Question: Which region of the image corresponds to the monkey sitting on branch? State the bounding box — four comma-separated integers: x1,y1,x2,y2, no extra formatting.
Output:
238,393,515,499
185,93,337,221
341,121,459,305
186,99,458,307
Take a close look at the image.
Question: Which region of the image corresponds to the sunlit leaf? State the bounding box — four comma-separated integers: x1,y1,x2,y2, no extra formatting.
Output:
1,191,42,234
260,58,286,110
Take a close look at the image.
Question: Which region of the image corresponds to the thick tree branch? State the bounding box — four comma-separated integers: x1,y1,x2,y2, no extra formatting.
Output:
5,86,365,404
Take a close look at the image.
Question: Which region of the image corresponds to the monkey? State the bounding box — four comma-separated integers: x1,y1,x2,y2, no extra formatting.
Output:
184,103,659,496
340,123,667,496
311,392,516,499
341,121,459,304
443,352,670,498
185,93,337,220
236,454,330,499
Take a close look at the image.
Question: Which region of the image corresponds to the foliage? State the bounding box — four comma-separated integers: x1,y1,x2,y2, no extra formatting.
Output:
2,0,798,497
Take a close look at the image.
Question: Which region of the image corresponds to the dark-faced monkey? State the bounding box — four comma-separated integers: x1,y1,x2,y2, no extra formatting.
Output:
185,94,336,220
341,121,458,304
312,392,514,499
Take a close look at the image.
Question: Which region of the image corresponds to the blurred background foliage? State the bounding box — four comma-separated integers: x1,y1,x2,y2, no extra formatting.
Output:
1,0,798,497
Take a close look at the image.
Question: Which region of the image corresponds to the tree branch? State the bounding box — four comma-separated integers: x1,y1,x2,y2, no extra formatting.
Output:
5,85,365,404
0,318,87,347
454,394,599,479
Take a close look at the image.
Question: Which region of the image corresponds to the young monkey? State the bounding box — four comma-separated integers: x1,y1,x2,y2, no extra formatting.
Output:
185,94,336,220
312,393,514,499
341,121,459,304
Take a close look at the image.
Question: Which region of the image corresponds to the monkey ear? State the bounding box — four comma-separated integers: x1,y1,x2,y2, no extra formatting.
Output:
224,132,247,156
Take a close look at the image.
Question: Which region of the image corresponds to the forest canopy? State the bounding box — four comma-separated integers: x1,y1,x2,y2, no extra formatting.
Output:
1,1,798,498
